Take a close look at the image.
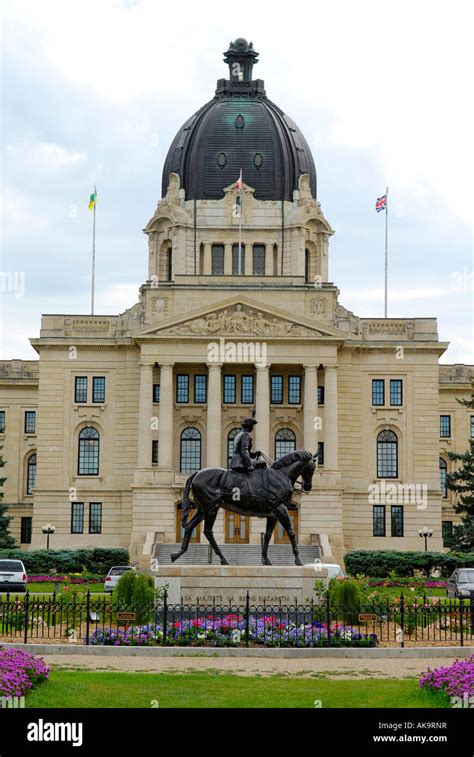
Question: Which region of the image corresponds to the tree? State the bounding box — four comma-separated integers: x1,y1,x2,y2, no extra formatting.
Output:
445,390,474,552
0,444,16,549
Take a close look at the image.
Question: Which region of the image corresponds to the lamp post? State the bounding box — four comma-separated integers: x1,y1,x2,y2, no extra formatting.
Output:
418,527,433,552
42,524,56,550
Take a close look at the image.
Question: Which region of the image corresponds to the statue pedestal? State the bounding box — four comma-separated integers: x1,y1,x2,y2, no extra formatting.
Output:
154,565,328,605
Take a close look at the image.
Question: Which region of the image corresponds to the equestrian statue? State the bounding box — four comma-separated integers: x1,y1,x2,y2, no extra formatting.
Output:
171,413,319,566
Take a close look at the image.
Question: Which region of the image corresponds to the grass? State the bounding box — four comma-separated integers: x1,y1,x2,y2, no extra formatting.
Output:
0,583,106,597
25,670,450,709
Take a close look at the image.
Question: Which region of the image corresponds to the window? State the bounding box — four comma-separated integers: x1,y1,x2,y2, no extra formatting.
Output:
317,442,324,466
253,244,265,275
373,505,386,536
75,377,87,403
24,411,36,434
223,375,236,404
288,376,301,404
89,503,102,534
167,248,173,281
241,375,254,404
372,379,385,406
194,375,207,404
227,428,240,466
20,517,32,544
275,428,296,459
180,427,201,473
92,377,105,403
471,416,474,438
0,410,5,433
26,453,36,495
71,502,84,534
176,374,189,403
78,427,100,475
439,458,447,498
440,415,451,438
211,244,224,275
442,521,453,547
390,379,403,406
271,376,283,404
305,249,310,283
391,505,404,537
152,440,159,465
317,386,325,405
377,429,398,478
153,384,160,403
232,244,244,275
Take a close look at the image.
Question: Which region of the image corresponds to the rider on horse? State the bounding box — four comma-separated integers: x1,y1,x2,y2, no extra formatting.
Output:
229,416,267,474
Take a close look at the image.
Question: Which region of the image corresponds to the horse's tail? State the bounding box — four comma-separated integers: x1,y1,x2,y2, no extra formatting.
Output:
181,471,198,528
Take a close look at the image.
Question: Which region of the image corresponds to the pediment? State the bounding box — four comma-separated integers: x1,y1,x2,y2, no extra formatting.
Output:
135,296,345,340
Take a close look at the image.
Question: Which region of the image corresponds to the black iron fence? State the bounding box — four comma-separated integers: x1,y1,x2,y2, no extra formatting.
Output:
0,591,473,648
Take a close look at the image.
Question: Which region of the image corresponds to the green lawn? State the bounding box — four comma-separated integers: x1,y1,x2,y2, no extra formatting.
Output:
25,670,449,709
1,583,105,597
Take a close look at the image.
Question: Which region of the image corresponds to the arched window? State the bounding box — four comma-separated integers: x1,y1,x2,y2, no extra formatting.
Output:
305,249,310,283
167,247,173,281
180,427,201,473
211,244,224,275
439,458,448,498
376,430,398,478
227,428,240,466
275,428,296,459
26,453,37,495
78,427,100,476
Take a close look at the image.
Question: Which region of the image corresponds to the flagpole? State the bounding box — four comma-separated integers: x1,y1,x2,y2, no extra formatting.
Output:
238,169,243,275
91,184,96,315
384,186,388,318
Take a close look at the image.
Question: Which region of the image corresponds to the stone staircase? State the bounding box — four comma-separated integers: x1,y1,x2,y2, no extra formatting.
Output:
153,543,321,566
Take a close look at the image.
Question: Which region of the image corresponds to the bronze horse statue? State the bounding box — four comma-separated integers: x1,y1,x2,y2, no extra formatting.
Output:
171,449,318,566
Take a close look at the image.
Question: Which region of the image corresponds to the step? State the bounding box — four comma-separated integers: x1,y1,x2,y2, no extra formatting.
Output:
154,543,321,566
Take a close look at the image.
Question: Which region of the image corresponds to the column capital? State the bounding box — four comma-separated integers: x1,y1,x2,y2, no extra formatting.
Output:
206,362,223,369
158,361,175,369
139,361,155,368
255,363,270,371
323,363,338,371
303,363,318,371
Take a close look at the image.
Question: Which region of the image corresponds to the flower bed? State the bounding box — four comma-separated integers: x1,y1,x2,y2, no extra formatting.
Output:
368,579,447,589
27,574,102,584
0,647,49,698
88,614,378,648
419,655,474,699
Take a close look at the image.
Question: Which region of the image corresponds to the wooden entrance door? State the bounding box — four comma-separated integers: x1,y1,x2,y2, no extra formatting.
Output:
274,509,299,544
225,512,250,543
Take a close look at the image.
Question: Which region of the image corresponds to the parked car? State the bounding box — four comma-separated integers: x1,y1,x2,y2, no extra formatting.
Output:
0,559,27,593
446,568,474,599
303,561,346,579
104,565,136,593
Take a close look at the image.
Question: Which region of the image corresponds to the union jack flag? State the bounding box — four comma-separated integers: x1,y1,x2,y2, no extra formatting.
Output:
376,194,387,213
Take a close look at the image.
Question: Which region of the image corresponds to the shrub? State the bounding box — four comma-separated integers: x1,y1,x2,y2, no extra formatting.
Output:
114,572,155,624
0,548,129,576
344,550,473,578
328,577,363,625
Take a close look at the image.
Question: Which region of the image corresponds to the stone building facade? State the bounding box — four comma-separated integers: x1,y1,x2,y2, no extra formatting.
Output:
0,39,472,565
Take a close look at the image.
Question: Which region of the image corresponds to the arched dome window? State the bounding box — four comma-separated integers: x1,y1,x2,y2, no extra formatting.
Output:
78,427,100,476
26,453,37,495
227,428,240,466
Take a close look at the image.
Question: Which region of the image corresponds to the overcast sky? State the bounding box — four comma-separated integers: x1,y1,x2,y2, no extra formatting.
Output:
1,0,472,363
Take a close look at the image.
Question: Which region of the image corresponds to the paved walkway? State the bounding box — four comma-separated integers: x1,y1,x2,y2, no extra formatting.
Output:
44,654,452,679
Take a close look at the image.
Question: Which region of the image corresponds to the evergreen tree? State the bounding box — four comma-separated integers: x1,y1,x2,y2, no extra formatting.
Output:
445,390,474,552
0,443,16,549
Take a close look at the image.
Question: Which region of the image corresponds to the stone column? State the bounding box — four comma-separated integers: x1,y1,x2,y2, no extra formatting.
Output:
303,364,318,454
324,365,338,470
203,243,212,275
265,243,273,276
158,363,174,470
244,243,253,276
206,363,222,466
138,362,154,468
224,242,233,275
255,364,270,456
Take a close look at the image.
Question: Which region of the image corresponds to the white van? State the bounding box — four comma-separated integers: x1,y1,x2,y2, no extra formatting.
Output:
0,559,28,592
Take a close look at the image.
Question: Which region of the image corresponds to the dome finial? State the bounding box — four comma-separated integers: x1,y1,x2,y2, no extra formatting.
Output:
223,38,259,83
